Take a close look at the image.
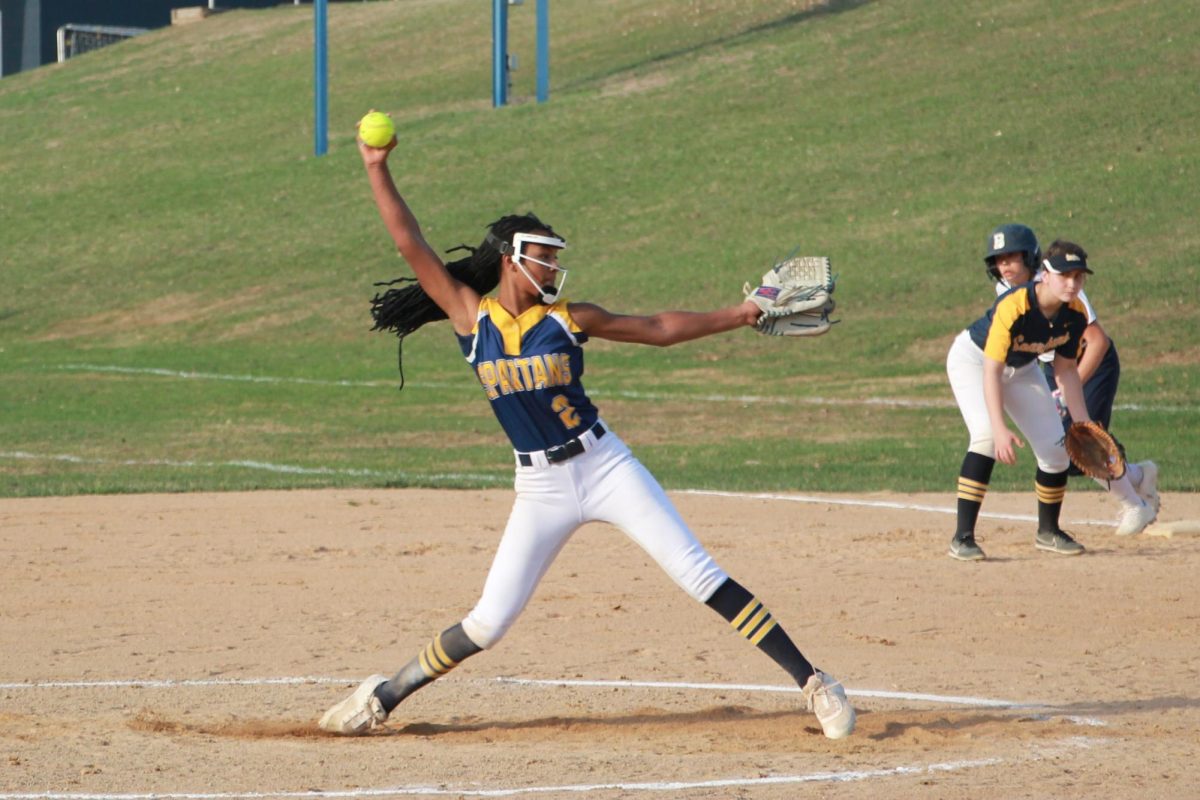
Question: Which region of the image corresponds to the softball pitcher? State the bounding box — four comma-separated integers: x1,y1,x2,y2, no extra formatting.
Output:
945,227,1095,561
318,130,855,739
986,227,1159,536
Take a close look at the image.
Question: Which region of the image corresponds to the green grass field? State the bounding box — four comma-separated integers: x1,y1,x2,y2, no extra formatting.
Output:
1,0,1197,497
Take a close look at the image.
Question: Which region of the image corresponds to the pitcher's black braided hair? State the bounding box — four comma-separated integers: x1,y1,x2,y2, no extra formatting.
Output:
369,213,560,389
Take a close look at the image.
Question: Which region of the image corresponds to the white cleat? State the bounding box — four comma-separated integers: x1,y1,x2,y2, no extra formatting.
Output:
1115,500,1157,537
1132,460,1160,513
319,674,389,735
802,671,856,739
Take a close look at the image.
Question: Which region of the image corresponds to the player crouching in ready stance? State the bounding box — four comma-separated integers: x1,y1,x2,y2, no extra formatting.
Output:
318,129,855,738
985,228,1159,536
946,241,1096,561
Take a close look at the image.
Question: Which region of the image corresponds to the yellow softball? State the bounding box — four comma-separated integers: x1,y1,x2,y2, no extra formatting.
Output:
358,111,395,148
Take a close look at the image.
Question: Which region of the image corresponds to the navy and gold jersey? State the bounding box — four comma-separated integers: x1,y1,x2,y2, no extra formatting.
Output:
967,283,1088,368
457,297,599,452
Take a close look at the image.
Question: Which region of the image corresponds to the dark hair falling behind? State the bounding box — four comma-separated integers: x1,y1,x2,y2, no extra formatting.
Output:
369,213,559,389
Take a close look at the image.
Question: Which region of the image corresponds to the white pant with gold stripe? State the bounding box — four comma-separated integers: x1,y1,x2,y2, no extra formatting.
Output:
461,429,728,649
946,330,1070,473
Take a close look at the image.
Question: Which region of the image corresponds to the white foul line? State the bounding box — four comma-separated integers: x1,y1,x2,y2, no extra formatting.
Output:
54,364,1193,413
0,677,346,690
0,451,507,487
2,674,1099,720
0,452,1116,527
492,676,1032,709
0,760,1009,799
681,488,1117,528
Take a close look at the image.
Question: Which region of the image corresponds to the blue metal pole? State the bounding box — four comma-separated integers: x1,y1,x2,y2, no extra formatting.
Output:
492,0,508,107
536,0,549,103
314,0,328,155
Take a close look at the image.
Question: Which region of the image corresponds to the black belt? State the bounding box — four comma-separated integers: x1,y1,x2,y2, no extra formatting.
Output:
517,421,606,467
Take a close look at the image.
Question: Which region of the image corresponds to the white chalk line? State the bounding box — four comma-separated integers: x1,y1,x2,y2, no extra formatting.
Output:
494,677,1105,726
0,451,1116,527
52,363,1196,414
0,675,1015,707
0,451,507,487
0,759,1013,799
0,676,344,690
0,676,1105,798
493,676,1030,709
681,488,1118,528
0,675,1011,708
0,674,1104,723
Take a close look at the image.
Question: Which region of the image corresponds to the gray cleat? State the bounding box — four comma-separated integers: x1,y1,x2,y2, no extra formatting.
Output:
1035,529,1085,556
948,533,986,561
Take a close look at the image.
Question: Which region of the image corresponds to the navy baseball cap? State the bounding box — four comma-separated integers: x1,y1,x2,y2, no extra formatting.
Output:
1042,252,1093,274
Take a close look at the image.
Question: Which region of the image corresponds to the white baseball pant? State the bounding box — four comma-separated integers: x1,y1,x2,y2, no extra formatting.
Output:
461,425,729,649
946,330,1070,473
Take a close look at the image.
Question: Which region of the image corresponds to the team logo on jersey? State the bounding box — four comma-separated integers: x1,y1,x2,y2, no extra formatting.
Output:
1012,332,1070,354
475,353,573,400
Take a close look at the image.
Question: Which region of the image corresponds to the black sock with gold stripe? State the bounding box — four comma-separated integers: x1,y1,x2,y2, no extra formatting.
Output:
1035,468,1069,532
375,623,483,713
956,451,995,535
705,578,815,686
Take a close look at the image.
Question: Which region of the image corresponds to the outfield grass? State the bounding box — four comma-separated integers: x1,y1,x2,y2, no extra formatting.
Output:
1,0,1197,497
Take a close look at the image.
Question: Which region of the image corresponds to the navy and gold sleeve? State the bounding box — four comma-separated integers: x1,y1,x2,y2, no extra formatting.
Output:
982,290,1031,363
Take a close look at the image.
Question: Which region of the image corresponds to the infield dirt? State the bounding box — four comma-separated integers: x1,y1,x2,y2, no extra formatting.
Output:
2,488,1198,798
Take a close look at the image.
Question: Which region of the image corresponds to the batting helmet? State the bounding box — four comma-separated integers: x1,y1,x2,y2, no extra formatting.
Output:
984,223,1040,282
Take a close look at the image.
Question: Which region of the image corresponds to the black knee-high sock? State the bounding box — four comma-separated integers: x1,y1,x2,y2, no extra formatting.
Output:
374,623,483,713
956,451,995,535
1036,468,1069,532
705,577,815,686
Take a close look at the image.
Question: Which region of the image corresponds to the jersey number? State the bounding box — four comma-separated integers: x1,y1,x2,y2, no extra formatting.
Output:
551,395,581,429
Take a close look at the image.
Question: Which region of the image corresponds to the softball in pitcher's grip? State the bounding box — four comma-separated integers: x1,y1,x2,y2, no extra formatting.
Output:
1064,420,1126,481
744,255,838,336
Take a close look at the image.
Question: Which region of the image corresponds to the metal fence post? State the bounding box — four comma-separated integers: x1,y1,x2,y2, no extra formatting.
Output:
492,0,508,107
536,0,548,103
314,0,328,155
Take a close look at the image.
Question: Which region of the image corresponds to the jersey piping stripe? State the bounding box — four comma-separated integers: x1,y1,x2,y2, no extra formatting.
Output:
463,307,488,363
547,308,583,346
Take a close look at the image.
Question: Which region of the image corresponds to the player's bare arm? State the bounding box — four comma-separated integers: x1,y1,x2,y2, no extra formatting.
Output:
1052,354,1092,425
982,356,1024,464
1074,322,1110,385
569,301,761,346
358,140,479,334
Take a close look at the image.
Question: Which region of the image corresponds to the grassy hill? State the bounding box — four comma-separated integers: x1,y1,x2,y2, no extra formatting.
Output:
1,0,1196,497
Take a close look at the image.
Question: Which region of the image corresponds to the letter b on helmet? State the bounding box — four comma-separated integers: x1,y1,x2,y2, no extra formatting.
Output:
984,223,1040,281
